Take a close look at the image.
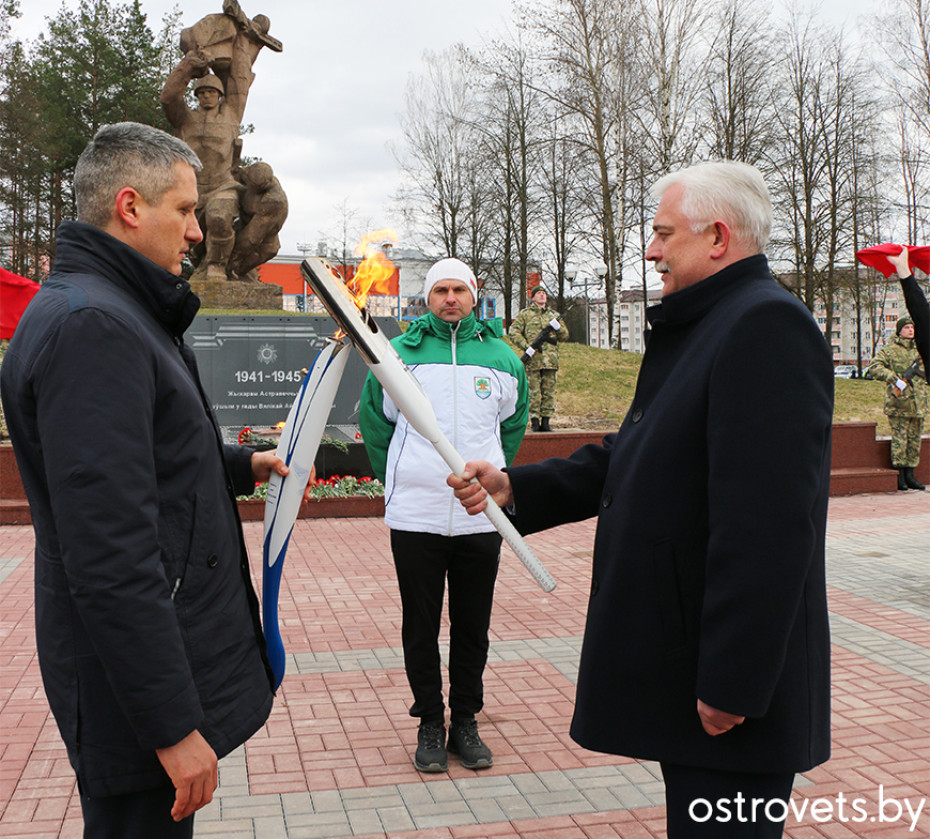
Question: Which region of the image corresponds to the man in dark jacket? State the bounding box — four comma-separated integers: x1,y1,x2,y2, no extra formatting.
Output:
0,123,294,838
448,161,834,838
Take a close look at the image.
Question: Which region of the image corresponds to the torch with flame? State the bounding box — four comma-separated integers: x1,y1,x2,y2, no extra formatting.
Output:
260,231,401,689
299,250,557,593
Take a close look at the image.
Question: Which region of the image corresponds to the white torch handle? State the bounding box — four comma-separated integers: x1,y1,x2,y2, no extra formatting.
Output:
369,355,556,592
483,496,557,591
431,436,557,593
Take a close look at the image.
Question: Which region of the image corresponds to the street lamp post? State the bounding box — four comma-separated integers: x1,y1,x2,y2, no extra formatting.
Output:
565,265,589,347
297,242,314,312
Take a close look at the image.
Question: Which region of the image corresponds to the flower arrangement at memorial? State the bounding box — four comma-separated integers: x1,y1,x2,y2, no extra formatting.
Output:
306,474,384,499
238,474,384,501
235,426,383,501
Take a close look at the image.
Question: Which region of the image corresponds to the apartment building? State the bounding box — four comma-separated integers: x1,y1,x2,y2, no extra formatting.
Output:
573,288,663,351
804,272,928,365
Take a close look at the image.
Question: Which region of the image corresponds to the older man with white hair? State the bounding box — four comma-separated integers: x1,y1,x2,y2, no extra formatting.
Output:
449,161,834,838
360,257,528,774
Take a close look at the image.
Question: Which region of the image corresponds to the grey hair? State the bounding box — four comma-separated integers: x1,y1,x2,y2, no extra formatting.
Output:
74,122,202,228
651,161,773,253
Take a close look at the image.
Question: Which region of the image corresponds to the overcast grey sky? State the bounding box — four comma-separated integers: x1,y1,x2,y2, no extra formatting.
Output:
12,0,880,257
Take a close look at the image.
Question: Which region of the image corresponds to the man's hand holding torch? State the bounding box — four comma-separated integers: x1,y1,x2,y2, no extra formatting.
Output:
447,461,513,515
250,450,315,501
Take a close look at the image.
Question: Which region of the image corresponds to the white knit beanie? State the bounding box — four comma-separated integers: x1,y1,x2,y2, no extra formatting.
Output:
423,258,479,305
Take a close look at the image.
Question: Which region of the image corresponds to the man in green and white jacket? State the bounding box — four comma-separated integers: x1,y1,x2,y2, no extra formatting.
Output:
360,258,528,773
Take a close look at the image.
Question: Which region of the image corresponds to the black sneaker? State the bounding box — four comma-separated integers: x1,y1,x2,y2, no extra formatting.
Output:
448,718,493,769
414,720,447,772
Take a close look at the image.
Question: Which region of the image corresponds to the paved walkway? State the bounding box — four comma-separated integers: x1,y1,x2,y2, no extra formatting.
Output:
1,492,928,838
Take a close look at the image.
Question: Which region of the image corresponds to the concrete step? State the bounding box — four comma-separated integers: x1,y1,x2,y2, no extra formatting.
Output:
0,500,31,526
829,467,899,496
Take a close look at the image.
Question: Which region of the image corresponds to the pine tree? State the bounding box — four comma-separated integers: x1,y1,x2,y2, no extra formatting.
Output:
0,0,180,275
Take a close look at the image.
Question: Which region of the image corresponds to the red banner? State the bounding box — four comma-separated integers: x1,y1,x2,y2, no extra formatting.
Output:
855,244,930,279
1,267,40,340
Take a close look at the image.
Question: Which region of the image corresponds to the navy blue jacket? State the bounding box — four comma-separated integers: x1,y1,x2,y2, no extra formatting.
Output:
0,221,274,796
507,255,833,773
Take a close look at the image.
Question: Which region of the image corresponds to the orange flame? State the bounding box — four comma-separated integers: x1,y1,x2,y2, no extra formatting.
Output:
346,229,398,310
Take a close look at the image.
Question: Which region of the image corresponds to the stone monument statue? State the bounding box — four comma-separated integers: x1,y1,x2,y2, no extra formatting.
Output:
229,162,288,281
160,0,287,288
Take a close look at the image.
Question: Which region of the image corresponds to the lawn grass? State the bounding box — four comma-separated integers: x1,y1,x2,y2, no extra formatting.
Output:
547,343,642,428
544,342,894,435
832,377,892,436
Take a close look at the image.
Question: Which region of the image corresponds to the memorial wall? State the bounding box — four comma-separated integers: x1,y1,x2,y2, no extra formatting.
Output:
189,314,401,441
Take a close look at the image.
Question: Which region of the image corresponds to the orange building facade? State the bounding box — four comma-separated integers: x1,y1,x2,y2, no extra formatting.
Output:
257,261,400,297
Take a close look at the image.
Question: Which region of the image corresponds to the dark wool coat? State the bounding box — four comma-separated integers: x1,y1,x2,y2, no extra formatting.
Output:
899,273,930,374
506,255,834,773
0,221,274,797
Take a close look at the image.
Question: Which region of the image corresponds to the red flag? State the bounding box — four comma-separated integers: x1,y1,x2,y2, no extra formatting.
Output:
1,267,40,340
855,244,930,279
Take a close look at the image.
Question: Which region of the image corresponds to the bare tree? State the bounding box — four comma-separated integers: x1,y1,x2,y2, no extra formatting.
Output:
817,36,873,348
846,87,889,371
537,109,587,312
893,110,930,242
701,0,777,164
466,36,545,321
767,12,831,314
621,0,706,342
394,48,480,260
320,198,370,275
880,0,930,135
525,0,626,342
391,0,919,359
632,0,706,174
875,0,930,242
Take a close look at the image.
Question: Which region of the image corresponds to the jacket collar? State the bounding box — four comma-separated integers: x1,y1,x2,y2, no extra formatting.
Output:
402,311,482,347
647,254,771,328
53,220,201,337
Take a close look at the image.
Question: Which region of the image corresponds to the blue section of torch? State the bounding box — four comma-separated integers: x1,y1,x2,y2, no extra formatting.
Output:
261,345,336,690
262,528,291,689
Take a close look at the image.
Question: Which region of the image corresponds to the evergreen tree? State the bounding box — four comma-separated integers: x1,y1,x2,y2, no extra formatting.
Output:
0,0,178,276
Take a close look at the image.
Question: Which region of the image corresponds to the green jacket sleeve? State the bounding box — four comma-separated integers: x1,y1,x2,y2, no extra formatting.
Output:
500,364,529,465
358,370,394,483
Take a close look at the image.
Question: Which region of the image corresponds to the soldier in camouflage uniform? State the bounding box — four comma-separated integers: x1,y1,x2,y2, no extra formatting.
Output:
508,286,569,432
868,316,928,490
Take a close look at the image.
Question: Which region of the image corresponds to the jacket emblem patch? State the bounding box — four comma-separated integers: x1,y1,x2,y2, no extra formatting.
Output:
474,377,491,399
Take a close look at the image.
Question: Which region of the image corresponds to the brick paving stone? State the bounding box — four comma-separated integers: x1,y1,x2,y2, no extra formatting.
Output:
0,493,927,837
